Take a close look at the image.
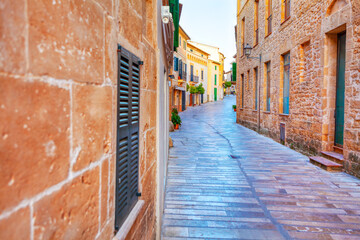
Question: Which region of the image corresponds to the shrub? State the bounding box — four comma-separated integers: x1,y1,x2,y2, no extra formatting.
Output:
232,105,236,109
172,108,178,115
171,112,182,126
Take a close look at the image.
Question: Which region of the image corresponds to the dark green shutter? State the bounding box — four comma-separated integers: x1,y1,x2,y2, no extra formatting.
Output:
232,62,237,82
169,0,179,50
115,45,141,231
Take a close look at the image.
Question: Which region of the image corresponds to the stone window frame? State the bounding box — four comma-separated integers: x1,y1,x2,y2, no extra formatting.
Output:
265,0,272,37
281,0,291,23
254,0,259,46
279,52,291,115
241,73,245,108
241,17,245,56
253,67,259,111
263,61,271,112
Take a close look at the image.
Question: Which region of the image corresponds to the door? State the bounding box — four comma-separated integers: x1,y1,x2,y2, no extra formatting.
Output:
335,32,346,146
182,91,186,111
214,88,217,101
201,94,204,104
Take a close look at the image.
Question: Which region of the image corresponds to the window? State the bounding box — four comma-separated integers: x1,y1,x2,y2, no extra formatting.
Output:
190,65,194,81
254,68,258,110
179,36,182,46
215,66,217,70
215,74,217,85
201,70,204,80
241,18,245,56
282,53,290,114
183,40,186,50
282,0,291,22
116,45,141,231
241,74,244,108
254,0,259,45
179,60,183,79
174,57,178,71
265,62,271,111
266,0,272,36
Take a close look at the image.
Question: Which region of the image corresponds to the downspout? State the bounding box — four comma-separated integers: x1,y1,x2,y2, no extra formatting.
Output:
258,54,262,132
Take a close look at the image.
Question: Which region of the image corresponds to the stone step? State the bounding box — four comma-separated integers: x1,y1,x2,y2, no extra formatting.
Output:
309,156,343,172
321,151,344,165
333,146,343,154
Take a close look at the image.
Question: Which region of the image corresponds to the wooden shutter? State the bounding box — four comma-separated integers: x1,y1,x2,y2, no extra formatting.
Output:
115,45,141,231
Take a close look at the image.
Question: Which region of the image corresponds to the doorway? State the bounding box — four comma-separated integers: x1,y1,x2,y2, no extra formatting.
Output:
214,88,217,101
334,32,346,147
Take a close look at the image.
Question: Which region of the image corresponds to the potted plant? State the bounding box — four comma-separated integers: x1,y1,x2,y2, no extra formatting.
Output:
233,105,236,112
171,112,182,129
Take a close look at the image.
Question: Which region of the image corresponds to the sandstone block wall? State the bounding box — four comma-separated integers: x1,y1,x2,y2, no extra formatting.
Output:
236,0,360,178
0,0,161,239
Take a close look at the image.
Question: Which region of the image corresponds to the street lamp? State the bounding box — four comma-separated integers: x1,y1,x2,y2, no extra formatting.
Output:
244,43,261,61
244,43,252,57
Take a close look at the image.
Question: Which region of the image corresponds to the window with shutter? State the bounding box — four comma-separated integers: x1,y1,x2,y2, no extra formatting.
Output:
115,45,141,231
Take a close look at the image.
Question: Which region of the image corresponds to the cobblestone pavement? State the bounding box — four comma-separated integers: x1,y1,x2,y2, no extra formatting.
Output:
161,96,360,240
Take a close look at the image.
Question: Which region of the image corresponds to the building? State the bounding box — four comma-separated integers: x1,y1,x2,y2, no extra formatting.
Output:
236,0,360,177
186,42,210,105
0,0,176,239
189,42,226,102
170,25,190,113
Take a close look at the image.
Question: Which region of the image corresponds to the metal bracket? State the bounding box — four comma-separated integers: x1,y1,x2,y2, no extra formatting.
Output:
136,192,142,197
138,61,144,65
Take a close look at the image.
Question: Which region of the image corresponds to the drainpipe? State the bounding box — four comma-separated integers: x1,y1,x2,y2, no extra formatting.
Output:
258,54,262,132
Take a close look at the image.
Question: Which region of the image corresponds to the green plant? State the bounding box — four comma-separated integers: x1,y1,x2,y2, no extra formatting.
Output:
186,83,189,92
224,81,232,88
171,112,182,126
197,83,205,94
232,105,236,110
189,85,198,94
172,108,178,115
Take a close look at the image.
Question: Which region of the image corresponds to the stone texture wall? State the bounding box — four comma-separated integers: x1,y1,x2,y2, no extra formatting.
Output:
0,0,161,239
236,0,360,177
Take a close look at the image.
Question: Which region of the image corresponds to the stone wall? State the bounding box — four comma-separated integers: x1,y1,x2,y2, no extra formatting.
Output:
236,0,360,177
0,0,162,239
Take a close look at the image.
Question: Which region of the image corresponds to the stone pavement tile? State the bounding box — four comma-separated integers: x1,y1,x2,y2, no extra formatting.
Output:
162,226,189,237
187,227,285,239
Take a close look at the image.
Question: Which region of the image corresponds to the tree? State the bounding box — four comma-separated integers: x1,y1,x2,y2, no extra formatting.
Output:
196,83,205,94
224,81,232,88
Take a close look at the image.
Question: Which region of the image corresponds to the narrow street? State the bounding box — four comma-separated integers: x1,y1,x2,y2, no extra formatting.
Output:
162,96,360,239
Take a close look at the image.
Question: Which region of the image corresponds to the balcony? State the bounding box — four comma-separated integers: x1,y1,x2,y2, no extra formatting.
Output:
190,76,199,83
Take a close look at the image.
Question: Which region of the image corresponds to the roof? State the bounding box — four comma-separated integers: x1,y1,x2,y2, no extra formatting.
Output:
187,42,210,56
179,25,191,40
188,41,219,51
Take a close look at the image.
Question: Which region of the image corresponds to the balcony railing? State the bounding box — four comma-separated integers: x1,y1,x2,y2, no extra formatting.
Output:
190,76,199,83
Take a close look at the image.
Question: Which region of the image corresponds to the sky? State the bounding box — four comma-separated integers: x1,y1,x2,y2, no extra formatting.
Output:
179,0,237,72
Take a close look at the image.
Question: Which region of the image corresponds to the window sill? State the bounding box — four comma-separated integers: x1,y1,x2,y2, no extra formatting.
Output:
265,32,272,39
281,17,291,26
279,113,290,117
253,43,259,48
253,110,258,112
263,111,271,114
113,200,145,240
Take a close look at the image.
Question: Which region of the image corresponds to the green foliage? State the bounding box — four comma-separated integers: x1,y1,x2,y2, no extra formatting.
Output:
172,108,178,115
186,83,189,92
232,105,236,110
196,83,205,95
224,81,232,88
189,85,198,94
171,112,182,126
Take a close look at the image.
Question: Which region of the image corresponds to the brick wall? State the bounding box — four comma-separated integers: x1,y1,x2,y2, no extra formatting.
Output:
236,0,360,177
0,0,161,239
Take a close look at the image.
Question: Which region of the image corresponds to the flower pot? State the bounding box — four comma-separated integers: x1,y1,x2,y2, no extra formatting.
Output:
175,124,179,129
233,109,236,112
